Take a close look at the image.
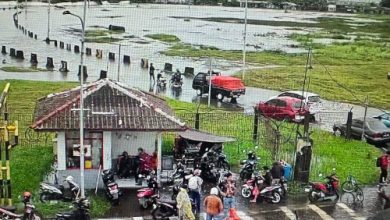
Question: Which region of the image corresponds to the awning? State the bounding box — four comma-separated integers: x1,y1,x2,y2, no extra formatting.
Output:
177,129,236,143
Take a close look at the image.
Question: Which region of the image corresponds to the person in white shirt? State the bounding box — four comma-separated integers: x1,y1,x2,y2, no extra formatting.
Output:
188,169,203,213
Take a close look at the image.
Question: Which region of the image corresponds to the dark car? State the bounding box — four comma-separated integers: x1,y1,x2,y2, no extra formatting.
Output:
374,112,390,128
257,97,309,122
333,117,390,147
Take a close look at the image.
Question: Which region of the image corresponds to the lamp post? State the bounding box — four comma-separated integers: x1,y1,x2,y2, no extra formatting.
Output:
46,0,51,42
242,0,248,80
63,6,87,198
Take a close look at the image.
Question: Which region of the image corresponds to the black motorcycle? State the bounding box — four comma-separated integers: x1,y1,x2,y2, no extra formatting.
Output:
200,162,220,183
216,152,230,170
239,159,259,181
56,198,90,220
102,169,123,205
170,72,183,89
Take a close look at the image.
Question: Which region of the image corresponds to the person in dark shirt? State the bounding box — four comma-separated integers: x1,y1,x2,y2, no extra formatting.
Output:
271,161,285,184
263,166,273,186
149,63,155,82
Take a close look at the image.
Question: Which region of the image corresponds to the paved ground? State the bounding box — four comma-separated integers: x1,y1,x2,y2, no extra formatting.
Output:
97,184,388,220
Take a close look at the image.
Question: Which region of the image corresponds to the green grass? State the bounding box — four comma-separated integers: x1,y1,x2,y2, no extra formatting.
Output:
85,37,122,43
145,34,180,43
1,66,47,72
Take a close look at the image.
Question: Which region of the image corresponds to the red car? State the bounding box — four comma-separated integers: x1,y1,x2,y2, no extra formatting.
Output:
257,97,309,122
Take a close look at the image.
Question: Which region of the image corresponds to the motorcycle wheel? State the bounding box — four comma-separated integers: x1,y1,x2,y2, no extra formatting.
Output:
139,199,149,209
40,193,51,203
308,189,319,202
271,191,282,204
152,208,169,220
241,188,252,198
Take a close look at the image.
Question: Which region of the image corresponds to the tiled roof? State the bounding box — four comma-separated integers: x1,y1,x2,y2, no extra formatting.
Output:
32,79,185,131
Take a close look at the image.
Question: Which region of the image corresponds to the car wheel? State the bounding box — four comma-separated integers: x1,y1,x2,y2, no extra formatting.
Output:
333,128,343,137
196,89,202,96
217,93,223,102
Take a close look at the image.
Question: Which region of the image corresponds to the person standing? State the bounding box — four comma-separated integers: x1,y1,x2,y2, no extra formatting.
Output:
204,187,223,220
176,184,195,220
271,161,284,184
379,151,390,184
149,63,155,82
218,172,236,218
188,169,203,213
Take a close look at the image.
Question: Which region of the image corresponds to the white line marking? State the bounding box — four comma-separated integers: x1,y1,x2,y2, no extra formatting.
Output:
133,217,143,220
279,206,297,220
337,203,365,220
308,204,335,220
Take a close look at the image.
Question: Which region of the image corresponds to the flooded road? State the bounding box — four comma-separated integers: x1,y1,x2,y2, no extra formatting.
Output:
0,3,385,119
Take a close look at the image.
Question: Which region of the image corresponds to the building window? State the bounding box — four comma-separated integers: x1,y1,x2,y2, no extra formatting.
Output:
65,131,103,169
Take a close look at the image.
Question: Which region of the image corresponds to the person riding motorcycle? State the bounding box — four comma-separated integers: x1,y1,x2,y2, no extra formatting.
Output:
247,151,257,161
171,69,182,85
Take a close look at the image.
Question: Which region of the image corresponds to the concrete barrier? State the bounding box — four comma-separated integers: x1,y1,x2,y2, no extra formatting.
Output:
60,42,64,49
184,67,194,76
108,25,125,32
9,48,16,57
123,55,130,64
59,61,69,72
164,63,173,72
86,48,92,56
100,70,107,79
46,57,54,69
30,53,38,65
141,58,149,68
96,49,103,59
34,34,37,40
54,40,58,47
45,38,50,44
108,52,115,61
66,44,71,51
16,50,24,59
1,46,6,54
74,45,80,53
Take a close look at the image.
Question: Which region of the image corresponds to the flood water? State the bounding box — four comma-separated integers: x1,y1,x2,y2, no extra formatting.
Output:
0,2,384,116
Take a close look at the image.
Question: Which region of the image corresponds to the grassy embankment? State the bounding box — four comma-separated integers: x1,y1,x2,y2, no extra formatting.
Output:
84,29,123,43
0,80,110,218
145,34,181,43
0,67,47,72
162,15,390,110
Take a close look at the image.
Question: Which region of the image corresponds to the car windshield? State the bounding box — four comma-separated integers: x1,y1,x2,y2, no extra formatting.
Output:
308,96,321,103
367,120,389,130
292,101,306,109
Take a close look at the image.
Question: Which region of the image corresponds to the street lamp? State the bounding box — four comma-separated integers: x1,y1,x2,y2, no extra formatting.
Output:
242,0,248,80
63,7,87,198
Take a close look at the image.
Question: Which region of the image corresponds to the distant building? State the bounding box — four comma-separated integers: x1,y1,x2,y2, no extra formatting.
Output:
328,4,337,11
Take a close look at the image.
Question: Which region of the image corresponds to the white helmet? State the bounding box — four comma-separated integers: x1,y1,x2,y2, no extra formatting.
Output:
65,176,74,182
210,187,219,195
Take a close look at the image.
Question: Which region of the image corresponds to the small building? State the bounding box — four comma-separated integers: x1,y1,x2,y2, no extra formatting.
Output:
328,4,337,12
31,79,185,188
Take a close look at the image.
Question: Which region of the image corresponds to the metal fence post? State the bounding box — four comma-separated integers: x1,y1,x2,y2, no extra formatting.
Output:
253,107,259,142
195,112,200,130
346,111,353,139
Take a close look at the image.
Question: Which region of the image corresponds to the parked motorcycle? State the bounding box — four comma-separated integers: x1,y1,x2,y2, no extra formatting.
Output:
305,169,339,202
40,175,80,203
169,161,193,186
239,159,259,181
0,206,23,220
55,198,90,220
216,152,230,170
241,172,283,204
101,169,123,205
137,173,159,209
200,162,220,183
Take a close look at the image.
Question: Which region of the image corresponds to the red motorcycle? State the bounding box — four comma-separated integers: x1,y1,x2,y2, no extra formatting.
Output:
137,174,159,209
305,170,339,202
241,172,283,204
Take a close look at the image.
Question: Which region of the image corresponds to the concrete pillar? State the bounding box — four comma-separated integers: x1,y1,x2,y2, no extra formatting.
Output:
74,45,80,53
78,65,88,79
9,48,16,57
34,34,37,40
96,49,103,59
164,63,173,72
54,40,58,47
16,50,24,59
184,67,194,76
1,46,6,54
30,53,38,65
100,70,107,79
123,55,130,64
66,44,71,51
60,41,64,49
59,61,69,72
108,52,115,61
86,48,92,56
46,57,54,69
141,58,149,68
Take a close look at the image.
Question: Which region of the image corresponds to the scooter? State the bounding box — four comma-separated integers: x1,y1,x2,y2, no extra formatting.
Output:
305,170,339,202
101,169,123,205
0,206,23,220
241,172,283,204
55,198,91,220
39,175,80,203
239,159,258,181
157,72,167,88
137,174,159,209
170,72,183,89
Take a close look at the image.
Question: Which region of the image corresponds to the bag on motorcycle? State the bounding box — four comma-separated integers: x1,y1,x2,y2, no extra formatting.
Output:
228,208,240,220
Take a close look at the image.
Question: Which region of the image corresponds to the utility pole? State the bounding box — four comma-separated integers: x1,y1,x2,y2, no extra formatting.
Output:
208,58,212,108
46,0,51,42
117,44,121,82
242,0,248,80
362,96,369,141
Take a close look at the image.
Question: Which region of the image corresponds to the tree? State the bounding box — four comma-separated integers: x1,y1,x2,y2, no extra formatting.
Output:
381,0,390,7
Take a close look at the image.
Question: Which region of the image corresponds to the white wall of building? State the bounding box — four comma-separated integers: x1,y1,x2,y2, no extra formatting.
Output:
103,131,112,170
111,131,158,157
57,132,66,170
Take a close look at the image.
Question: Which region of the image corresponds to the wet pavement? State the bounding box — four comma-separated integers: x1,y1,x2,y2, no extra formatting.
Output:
100,176,388,219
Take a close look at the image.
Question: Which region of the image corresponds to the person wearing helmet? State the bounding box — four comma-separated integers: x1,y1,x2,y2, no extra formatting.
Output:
23,191,32,205
176,184,195,220
188,169,203,213
204,187,223,220
247,151,256,161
